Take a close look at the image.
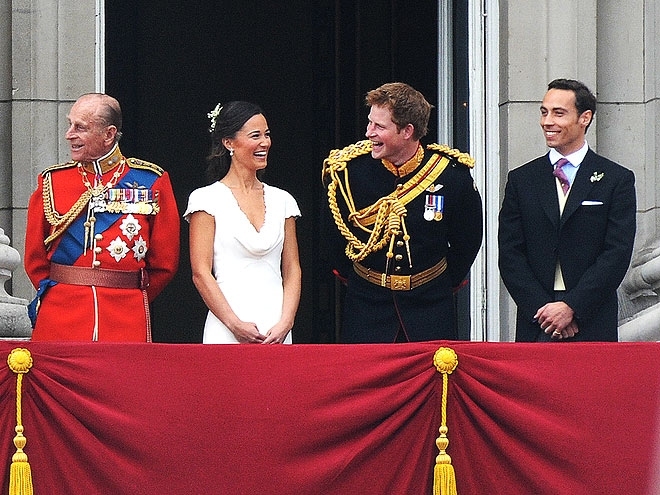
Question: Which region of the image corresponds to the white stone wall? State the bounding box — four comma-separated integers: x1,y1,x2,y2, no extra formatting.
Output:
1,0,659,340
499,0,660,340
4,1,97,302
0,0,12,258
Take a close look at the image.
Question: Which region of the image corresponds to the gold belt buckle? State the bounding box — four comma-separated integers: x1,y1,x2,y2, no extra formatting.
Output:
389,275,411,291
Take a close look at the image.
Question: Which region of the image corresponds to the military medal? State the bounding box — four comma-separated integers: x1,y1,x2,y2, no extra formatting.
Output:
132,236,148,262
106,187,159,215
107,236,129,262
424,194,444,221
120,214,142,240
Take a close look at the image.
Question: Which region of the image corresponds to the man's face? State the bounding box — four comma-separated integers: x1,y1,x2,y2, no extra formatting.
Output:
365,104,410,164
65,98,115,162
540,88,591,156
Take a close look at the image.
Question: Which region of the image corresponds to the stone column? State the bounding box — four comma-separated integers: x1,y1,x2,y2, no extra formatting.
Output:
607,0,660,339
499,0,660,340
498,0,598,341
10,0,98,301
0,0,11,241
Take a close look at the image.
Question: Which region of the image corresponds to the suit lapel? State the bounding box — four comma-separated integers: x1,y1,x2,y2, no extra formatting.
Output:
539,155,561,227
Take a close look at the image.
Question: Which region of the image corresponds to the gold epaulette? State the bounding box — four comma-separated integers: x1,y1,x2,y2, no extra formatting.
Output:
40,161,77,175
322,140,373,181
324,139,452,264
426,144,475,168
126,157,164,176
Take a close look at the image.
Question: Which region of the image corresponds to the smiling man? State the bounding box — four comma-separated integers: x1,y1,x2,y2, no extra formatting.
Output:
323,82,482,343
498,78,637,342
24,93,180,341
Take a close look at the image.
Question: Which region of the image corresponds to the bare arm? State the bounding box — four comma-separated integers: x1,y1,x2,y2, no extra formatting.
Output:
189,211,264,343
263,217,302,343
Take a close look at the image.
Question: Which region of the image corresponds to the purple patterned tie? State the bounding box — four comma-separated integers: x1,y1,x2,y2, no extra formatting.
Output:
553,158,571,195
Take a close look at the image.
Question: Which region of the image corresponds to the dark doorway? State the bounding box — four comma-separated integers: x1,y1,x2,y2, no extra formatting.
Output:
106,1,463,343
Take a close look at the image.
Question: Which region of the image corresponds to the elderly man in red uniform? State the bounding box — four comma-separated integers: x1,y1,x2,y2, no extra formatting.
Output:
24,93,180,341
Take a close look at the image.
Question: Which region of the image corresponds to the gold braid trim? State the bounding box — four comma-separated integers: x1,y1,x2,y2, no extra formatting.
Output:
355,154,447,227
323,141,390,261
323,140,452,262
127,157,164,176
42,171,93,247
427,143,475,168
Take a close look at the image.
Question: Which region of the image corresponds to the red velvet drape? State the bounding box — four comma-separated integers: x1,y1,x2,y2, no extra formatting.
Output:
0,341,658,494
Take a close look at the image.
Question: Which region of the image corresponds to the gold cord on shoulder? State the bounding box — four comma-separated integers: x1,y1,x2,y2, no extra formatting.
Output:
42,171,93,247
323,141,389,261
426,143,475,168
323,140,451,263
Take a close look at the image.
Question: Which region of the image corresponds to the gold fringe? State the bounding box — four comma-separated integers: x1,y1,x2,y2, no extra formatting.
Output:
322,140,450,263
7,349,34,495
433,347,458,495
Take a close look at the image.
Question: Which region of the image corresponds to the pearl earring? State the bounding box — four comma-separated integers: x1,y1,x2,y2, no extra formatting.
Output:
229,149,234,156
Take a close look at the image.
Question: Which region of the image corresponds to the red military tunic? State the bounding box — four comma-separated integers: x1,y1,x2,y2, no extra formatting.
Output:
24,144,180,341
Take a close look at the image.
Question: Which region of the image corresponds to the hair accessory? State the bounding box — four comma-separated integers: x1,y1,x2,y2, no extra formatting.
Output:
207,103,223,133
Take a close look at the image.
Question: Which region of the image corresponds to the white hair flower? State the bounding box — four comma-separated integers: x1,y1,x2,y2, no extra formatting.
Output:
207,103,223,133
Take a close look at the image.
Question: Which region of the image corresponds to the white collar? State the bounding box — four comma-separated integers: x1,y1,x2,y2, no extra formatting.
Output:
549,141,589,167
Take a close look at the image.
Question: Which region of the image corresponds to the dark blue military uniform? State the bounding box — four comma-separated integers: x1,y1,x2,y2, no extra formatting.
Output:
325,142,483,342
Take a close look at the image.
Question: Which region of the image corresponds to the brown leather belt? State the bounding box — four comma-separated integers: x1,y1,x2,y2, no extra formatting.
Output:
49,262,149,290
353,257,447,291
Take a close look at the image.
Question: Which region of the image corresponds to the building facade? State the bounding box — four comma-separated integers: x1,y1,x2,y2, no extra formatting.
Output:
1,0,658,341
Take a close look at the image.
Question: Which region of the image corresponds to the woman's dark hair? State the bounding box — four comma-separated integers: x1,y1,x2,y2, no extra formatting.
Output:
206,101,264,182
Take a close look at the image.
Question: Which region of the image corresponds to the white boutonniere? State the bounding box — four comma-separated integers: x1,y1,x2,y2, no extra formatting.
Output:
590,172,604,183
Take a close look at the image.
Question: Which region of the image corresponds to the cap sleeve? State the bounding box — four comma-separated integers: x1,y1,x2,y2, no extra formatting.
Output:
283,190,301,219
183,185,214,222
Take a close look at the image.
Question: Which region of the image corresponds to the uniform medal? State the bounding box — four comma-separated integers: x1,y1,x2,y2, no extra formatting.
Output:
424,194,444,221
106,187,159,215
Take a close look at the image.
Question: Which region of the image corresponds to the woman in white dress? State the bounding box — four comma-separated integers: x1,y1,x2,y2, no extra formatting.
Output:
184,101,301,343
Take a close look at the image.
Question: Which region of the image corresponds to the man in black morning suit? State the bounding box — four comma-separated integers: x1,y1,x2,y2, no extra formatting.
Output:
498,79,636,342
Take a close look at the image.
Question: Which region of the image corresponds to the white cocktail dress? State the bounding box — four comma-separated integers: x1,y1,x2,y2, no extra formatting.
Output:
184,182,300,343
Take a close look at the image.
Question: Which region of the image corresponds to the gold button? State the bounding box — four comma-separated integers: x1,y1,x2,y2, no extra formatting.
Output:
395,254,403,261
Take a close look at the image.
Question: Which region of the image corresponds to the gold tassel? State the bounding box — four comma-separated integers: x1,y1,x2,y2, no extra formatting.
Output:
7,348,34,495
433,347,458,495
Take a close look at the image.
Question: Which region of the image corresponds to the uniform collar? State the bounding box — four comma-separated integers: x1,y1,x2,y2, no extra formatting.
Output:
381,145,424,177
79,143,124,175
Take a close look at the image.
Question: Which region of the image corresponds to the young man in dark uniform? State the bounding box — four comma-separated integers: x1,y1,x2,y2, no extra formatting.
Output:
323,82,483,342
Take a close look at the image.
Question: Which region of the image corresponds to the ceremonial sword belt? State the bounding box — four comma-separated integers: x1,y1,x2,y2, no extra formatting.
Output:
353,257,447,291
49,262,150,290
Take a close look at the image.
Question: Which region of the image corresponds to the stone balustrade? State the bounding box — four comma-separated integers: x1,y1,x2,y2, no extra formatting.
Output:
0,227,31,339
